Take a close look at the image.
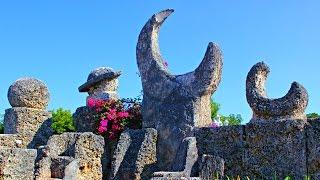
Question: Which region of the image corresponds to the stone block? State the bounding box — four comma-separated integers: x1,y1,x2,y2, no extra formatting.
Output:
306,118,320,179
199,155,224,180
4,107,52,148
110,128,157,180
73,106,97,133
195,126,244,176
75,132,104,180
172,137,198,176
0,148,37,180
0,134,21,148
244,120,307,179
51,156,74,178
47,133,81,157
45,132,104,180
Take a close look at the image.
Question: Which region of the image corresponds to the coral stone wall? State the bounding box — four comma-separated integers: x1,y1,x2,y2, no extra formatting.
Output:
196,119,320,179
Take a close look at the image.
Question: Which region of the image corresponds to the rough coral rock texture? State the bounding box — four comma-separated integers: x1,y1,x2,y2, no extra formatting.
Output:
8,77,50,110
51,156,75,178
244,120,307,179
0,148,37,180
0,134,21,148
195,126,244,176
46,133,81,157
136,9,222,170
75,132,105,180
246,62,308,121
196,120,309,179
152,137,199,179
171,137,198,176
73,106,97,133
44,132,104,180
110,128,157,180
87,79,119,101
199,155,225,180
79,67,121,101
3,107,52,148
306,118,320,179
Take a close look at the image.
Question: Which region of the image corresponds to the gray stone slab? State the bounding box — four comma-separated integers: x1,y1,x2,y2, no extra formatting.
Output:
110,128,157,180
243,120,307,179
0,148,37,180
195,126,244,176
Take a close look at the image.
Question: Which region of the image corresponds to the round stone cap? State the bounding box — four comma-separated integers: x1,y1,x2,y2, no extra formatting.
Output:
8,77,50,109
78,67,121,92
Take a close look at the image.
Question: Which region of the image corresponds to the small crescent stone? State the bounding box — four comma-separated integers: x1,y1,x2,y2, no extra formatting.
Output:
246,62,308,121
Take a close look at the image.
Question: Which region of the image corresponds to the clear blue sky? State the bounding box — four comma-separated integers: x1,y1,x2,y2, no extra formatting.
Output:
0,1,319,123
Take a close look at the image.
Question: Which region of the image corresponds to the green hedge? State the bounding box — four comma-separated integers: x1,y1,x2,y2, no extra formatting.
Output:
51,108,76,134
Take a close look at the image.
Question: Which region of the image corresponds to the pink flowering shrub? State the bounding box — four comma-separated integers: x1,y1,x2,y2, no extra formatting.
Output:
210,122,220,129
87,97,142,141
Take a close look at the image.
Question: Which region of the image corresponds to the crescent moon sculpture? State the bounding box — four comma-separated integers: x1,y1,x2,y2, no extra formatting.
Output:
246,62,308,122
136,9,222,99
136,9,223,170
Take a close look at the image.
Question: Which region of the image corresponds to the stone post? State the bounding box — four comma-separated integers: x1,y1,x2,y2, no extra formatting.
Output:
244,62,309,178
0,77,52,149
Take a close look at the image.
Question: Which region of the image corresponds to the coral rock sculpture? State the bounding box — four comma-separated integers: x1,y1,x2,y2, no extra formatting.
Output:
1,77,52,149
8,78,50,110
136,9,223,169
246,62,308,122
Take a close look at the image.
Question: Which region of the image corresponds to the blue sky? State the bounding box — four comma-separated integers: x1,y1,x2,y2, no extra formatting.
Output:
0,1,319,123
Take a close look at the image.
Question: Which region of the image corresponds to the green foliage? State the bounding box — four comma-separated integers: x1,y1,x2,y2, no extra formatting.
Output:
0,122,3,134
284,176,293,180
0,114,4,134
307,112,320,119
210,99,243,126
51,108,75,134
220,114,243,126
211,99,220,119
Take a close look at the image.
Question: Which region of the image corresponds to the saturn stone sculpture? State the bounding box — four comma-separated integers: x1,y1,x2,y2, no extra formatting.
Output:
79,67,121,103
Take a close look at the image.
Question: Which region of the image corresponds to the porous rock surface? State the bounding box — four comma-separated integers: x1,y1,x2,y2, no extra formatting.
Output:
246,62,308,121
195,126,244,176
136,9,223,170
0,148,37,180
199,155,224,180
244,119,307,179
196,119,308,179
110,128,157,180
37,132,105,180
73,106,97,133
306,118,320,179
152,137,199,179
3,107,52,148
8,78,50,110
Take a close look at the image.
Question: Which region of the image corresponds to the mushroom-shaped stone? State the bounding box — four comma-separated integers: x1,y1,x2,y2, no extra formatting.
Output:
246,62,308,121
8,77,50,110
79,67,121,100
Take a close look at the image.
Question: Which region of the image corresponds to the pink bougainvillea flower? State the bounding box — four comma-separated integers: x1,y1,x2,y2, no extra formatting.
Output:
107,108,117,120
210,122,219,129
98,126,107,134
87,98,96,108
95,99,105,108
118,111,129,118
112,124,121,131
95,107,102,112
109,132,116,140
163,60,168,68
100,119,108,127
